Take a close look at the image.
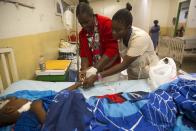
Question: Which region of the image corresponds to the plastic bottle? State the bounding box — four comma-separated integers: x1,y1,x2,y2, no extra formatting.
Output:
39,55,46,71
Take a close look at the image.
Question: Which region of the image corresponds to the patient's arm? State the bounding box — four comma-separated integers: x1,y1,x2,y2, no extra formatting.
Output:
30,82,83,124
83,75,97,89
0,82,83,127
66,82,83,91
30,100,46,124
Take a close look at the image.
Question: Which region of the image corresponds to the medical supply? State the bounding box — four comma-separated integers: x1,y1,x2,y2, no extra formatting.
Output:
17,101,32,113
39,55,45,71
59,40,70,48
86,67,97,78
0,99,10,110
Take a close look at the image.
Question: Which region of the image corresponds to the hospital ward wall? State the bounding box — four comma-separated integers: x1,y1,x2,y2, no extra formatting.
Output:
90,0,151,32
185,0,196,36
163,0,196,37
90,0,176,36
150,0,181,36
0,0,69,86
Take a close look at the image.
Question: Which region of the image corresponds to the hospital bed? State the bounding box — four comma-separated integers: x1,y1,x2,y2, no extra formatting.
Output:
157,36,196,68
0,47,195,131
0,48,19,92
0,47,154,130
1,78,195,131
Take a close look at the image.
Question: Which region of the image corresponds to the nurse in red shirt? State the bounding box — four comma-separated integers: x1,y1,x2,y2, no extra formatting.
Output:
76,0,120,83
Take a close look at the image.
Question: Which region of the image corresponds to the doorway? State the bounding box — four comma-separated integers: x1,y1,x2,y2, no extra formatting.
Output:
174,0,191,37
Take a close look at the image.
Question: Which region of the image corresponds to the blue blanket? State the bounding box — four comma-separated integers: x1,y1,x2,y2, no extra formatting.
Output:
86,78,196,130
42,78,196,131
1,78,196,131
0,90,56,101
43,89,93,131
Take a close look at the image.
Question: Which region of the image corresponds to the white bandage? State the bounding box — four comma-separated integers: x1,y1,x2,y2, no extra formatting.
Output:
17,101,32,113
0,100,10,110
86,67,97,78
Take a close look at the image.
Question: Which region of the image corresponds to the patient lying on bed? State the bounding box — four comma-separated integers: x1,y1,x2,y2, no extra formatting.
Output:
0,82,82,127
0,97,45,126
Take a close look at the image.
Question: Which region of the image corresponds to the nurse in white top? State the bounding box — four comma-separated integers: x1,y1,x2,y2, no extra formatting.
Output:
83,3,159,87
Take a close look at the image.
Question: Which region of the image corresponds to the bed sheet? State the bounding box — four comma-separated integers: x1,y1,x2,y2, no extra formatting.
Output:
80,79,152,98
0,79,152,99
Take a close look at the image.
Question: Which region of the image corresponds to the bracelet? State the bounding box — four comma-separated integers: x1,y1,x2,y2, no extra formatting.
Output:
97,73,103,81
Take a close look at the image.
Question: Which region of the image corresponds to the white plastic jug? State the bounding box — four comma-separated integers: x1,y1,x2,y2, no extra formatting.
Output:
149,57,177,89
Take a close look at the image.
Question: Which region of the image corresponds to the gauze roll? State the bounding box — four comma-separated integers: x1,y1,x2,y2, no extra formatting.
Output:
86,67,97,78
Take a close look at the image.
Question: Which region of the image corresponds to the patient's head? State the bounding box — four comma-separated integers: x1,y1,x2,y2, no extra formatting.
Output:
112,3,133,40
0,97,28,126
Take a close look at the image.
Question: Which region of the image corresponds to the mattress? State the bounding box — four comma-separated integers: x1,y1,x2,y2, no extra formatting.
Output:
0,79,152,99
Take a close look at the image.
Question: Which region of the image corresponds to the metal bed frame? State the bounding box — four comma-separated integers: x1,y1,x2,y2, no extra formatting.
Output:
169,37,185,67
157,36,196,68
0,48,19,92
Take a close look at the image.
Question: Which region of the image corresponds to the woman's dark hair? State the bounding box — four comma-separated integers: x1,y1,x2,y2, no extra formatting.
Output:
154,20,159,25
79,0,89,4
76,0,93,17
112,3,133,27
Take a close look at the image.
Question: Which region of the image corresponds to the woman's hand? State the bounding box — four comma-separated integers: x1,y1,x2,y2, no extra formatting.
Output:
79,70,86,82
79,66,97,82
83,75,97,89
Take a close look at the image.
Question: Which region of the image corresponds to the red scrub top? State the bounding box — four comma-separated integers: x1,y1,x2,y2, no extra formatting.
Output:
79,14,120,69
